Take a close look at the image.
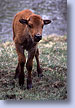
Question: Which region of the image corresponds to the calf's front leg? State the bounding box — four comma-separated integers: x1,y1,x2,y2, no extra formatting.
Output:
26,49,35,89
15,44,26,86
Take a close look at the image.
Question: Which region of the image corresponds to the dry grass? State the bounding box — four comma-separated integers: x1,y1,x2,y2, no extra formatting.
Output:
0,35,67,100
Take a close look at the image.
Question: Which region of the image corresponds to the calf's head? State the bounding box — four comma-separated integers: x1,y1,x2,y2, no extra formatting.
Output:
19,15,51,42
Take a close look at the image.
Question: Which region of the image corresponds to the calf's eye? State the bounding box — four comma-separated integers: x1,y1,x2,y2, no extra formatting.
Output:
28,24,33,28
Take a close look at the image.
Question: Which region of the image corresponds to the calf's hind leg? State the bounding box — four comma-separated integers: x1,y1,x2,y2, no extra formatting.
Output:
15,44,26,86
35,48,43,77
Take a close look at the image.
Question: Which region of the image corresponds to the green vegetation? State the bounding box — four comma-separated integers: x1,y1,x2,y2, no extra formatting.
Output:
0,35,67,100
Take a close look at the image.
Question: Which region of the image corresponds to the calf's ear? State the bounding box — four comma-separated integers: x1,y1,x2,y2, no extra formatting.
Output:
19,19,28,24
43,20,51,25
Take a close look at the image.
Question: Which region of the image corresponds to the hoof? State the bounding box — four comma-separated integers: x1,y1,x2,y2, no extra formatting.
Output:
27,84,32,89
19,75,24,86
38,73,43,78
37,68,43,78
19,78,24,86
27,79,32,89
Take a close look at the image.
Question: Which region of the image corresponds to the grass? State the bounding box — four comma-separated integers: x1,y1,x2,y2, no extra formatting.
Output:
0,35,67,100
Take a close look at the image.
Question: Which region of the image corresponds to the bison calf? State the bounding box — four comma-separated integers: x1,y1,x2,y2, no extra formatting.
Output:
13,9,51,89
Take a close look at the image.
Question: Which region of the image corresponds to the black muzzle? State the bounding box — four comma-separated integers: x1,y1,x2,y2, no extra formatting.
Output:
34,34,42,42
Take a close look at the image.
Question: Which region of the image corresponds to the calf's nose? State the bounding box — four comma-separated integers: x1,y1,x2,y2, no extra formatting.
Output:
34,34,42,42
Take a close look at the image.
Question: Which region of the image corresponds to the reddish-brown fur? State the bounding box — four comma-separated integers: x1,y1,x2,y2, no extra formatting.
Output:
13,9,51,89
